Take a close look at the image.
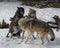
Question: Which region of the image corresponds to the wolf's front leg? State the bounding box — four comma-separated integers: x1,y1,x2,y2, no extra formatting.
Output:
38,34,44,45
32,35,36,39
6,32,9,37
40,38,44,45
23,32,32,43
46,36,49,43
44,35,49,45
20,31,25,42
22,31,25,39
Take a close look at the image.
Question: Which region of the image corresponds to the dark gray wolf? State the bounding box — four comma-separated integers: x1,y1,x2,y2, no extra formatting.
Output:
47,15,60,31
6,7,24,38
53,15,60,31
53,15,60,26
18,16,55,45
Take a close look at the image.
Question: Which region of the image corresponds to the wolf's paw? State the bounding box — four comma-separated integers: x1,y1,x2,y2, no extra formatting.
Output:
40,42,44,45
21,42,26,45
44,42,49,46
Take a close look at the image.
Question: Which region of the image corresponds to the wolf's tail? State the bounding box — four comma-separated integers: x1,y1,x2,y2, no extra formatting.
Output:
47,22,59,29
49,29,55,41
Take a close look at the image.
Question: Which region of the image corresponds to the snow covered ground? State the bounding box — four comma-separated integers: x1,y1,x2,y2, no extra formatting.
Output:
0,2,60,48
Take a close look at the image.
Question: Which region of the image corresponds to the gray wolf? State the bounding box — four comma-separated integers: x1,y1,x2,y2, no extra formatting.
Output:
47,15,60,31
53,15,60,31
6,7,24,38
18,16,55,45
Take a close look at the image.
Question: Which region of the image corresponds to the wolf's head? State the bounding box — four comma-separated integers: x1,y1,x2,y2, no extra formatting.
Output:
29,8,36,15
28,8,36,19
17,7,24,15
53,15,59,20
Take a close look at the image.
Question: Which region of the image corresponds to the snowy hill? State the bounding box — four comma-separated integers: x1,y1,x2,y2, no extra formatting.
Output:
0,2,60,48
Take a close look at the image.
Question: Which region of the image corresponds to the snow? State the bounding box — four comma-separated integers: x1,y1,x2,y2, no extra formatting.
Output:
0,2,60,48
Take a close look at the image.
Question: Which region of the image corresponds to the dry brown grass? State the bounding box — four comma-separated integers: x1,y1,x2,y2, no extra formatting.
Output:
22,2,60,8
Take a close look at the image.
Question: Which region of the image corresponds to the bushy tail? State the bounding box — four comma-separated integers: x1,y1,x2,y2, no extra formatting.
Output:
49,29,55,41
47,22,59,29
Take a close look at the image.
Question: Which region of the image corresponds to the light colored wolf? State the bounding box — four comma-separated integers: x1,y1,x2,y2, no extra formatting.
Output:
18,16,55,45
24,8,37,39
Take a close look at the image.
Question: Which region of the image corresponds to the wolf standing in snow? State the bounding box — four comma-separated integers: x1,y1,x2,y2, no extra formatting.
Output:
18,16,55,44
47,15,60,31
6,7,25,38
53,15,60,26
24,8,37,39
53,15,60,31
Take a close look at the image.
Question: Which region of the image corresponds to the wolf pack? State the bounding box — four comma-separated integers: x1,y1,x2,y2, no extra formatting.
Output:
6,7,60,45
